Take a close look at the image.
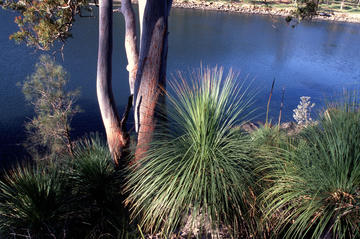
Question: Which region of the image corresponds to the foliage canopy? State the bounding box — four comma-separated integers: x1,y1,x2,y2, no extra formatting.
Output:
1,0,91,50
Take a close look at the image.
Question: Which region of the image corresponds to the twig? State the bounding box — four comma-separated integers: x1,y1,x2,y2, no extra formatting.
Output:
120,94,133,133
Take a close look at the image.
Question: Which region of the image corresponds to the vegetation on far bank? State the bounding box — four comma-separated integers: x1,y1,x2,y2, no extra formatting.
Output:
176,0,360,14
172,0,360,23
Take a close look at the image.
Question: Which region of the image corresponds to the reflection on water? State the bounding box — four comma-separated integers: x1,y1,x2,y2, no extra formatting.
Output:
1,7,360,162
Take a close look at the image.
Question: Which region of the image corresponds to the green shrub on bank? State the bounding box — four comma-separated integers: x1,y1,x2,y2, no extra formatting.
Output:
261,97,360,239
251,125,290,149
67,135,135,238
0,135,138,238
71,135,118,207
20,55,81,160
0,163,68,238
125,67,259,237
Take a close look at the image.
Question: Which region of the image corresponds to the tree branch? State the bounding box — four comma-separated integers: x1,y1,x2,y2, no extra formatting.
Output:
121,0,139,96
120,94,133,133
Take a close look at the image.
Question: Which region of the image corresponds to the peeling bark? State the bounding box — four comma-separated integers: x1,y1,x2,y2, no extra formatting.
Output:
134,0,172,162
97,0,129,166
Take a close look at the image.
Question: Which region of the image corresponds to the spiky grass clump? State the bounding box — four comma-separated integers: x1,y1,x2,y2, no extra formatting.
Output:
67,135,129,237
71,135,119,204
125,67,258,237
0,163,67,237
67,135,139,238
261,97,360,239
251,125,290,149
0,135,138,238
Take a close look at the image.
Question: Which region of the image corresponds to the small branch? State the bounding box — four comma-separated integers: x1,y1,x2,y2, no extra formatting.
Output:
78,8,95,17
120,94,133,133
65,124,74,157
121,0,139,95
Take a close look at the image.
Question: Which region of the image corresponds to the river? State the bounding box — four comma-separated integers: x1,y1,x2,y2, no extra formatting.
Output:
1,6,360,163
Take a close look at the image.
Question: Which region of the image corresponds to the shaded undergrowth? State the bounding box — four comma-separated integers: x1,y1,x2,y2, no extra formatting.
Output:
0,135,139,238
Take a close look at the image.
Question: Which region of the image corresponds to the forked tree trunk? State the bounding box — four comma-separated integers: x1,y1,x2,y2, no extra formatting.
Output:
97,0,171,165
134,0,172,162
97,0,129,166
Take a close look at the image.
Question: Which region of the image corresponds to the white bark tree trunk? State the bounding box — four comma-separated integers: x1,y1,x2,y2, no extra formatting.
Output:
97,0,129,166
138,0,145,43
96,0,172,165
121,0,139,95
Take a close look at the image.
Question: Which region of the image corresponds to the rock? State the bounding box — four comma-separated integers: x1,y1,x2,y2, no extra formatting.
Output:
280,121,304,135
241,122,259,133
319,12,331,17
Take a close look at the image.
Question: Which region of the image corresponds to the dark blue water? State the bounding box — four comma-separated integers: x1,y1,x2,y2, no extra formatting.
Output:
1,7,360,164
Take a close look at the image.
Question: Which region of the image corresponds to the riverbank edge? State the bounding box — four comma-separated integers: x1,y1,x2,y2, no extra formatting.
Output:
123,0,360,24
172,0,360,24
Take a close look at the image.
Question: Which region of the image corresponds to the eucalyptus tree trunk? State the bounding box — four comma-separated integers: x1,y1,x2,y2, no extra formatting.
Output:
97,0,129,166
312,0,319,10
121,0,139,95
138,1,145,42
134,0,172,161
97,0,172,165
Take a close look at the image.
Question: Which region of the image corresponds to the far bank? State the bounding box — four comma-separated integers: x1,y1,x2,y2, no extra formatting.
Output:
121,0,360,24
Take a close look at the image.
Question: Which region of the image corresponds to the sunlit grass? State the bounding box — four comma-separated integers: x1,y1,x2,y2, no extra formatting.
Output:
260,94,360,239
124,67,259,237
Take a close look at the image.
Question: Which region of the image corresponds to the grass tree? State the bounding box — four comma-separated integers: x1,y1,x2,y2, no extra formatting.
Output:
125,67,259,237
0,135,139,238
66,135,135,237
0,163,68,237
261,95,360,239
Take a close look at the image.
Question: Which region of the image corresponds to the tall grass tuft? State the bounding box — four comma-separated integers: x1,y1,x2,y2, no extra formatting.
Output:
0,134,139,238
71,135,118,206
125,67,258,237
0,163,67,238
261,94,360,239
67,134,133,238
251,125,289,149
